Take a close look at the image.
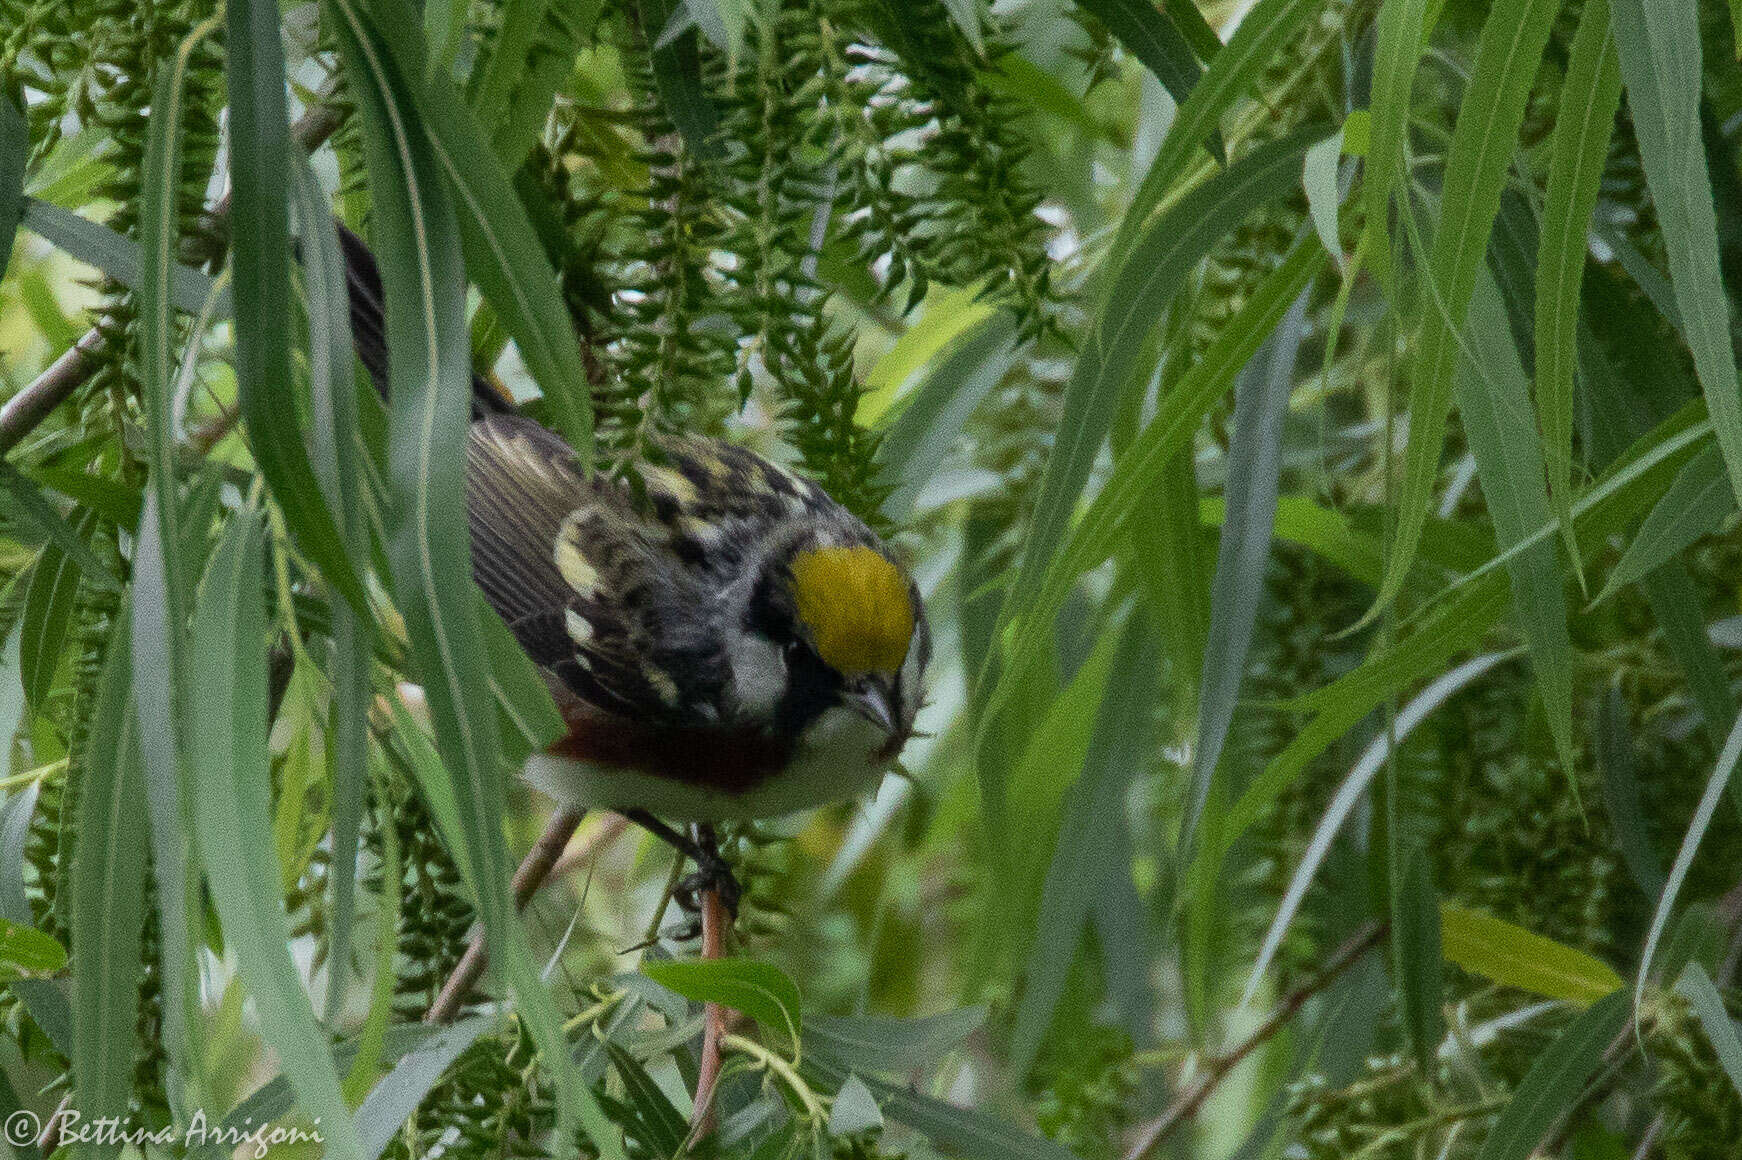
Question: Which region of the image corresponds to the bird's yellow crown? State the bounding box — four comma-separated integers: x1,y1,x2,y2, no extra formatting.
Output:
789,545,914,675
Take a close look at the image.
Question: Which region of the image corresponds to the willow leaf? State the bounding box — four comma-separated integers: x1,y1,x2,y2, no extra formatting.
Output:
20,200,219,315
1184,290,1308,848
1475,990,1629,1160
68,609,148,1149
1441,904,1623,1005
1534,0,1621,566
413,75,594,457
132,36,210,1102
1455,272,1576,776
1115,0,1319,250
1362,0,1434,284
0,462,117,584
228,0,366,611
1373,0,1563,627
17,532,81,711
1394,851,1444,1074
1676,963,1742,1095
1009,619,1157,1076
1009,125,1326,627
988,234,1324,745
1243,652,1514,1008
1595,445,1732,604
470,0,552,134
287,147,374,1023
0,97,25,280
1074,0,1222,160
1637,706,1742,1012
1611,0,1742,511
189,508,365,1160
328,1,613,1152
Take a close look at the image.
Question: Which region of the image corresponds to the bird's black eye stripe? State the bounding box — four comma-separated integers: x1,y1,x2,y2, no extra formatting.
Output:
774,642,841,736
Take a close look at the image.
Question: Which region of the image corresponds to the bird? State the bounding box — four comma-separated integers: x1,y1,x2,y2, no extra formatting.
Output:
336,223,929,887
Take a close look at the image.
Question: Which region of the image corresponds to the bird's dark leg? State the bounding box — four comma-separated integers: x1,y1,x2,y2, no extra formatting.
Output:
624,811,741,917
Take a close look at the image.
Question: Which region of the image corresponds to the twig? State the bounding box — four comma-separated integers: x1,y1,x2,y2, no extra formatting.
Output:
689,824,735,1140
1122,920,1387,1160
426,806,599,1024
0,100,341,457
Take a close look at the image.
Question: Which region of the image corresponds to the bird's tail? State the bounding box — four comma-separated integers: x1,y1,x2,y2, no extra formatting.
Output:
333,219,514,416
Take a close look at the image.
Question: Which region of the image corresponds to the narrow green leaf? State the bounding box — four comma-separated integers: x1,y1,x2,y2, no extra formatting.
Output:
0,917,64,975
642,0,721,155
1384,409,1714,624
1638,706,1742,1015
1009,618,1158,1076
0,462,117,584
875,314,1019,521
1594,684,1667,899
479,592,565,760
828,1075,884,1139
228,0,366,612
1302,128,1346,267
1168,0,1222,61
287,145,375,1024
1441,904,1623,1005
0,779,70,1052
1475,989,1629,1160
470,0,553,134
989,234,1324,744
20,199,220,315
25,465,142,533
1244,651,1514,1008
1074,0,1223,161
804,1055,1084,1160
1393,851,1444,1073
17,532,84,711
354,1016,495,1160
0,96,26,281
1641,564,1739,755
642,958,803,1048
1611,0,1742,511
413,74,594,457
1362,0,1433,284
133,37,212,1106
1455,272,1577,775
1115,0,1321,250
1010,124,1328,631
1674,962,1742,1095
495,0,605,170
328,3,610,1152
1594,446,1732,603
1210,579,1510,885
189,509,364,1160
1373,0,1564,628
998,626,1121,950
803,1009,987,1075
69,609,149,1148
1575,276,1741,750
603,1042,689,1157
1183,290,1308,848
1534,0,1621,565
0,783,36,927
0,635,21,782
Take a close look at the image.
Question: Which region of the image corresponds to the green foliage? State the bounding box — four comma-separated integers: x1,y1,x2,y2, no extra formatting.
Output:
12,0,1742,1156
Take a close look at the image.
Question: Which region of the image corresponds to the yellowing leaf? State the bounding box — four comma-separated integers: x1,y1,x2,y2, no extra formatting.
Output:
1440,903,1622,1006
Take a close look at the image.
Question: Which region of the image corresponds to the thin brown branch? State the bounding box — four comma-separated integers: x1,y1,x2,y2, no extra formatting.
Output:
0,100,341,457
426,806,600,1025
1122,921,1387,1160
691,884,733,1138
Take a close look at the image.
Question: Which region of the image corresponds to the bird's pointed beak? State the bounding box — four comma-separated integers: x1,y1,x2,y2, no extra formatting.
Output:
846,680,899,735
